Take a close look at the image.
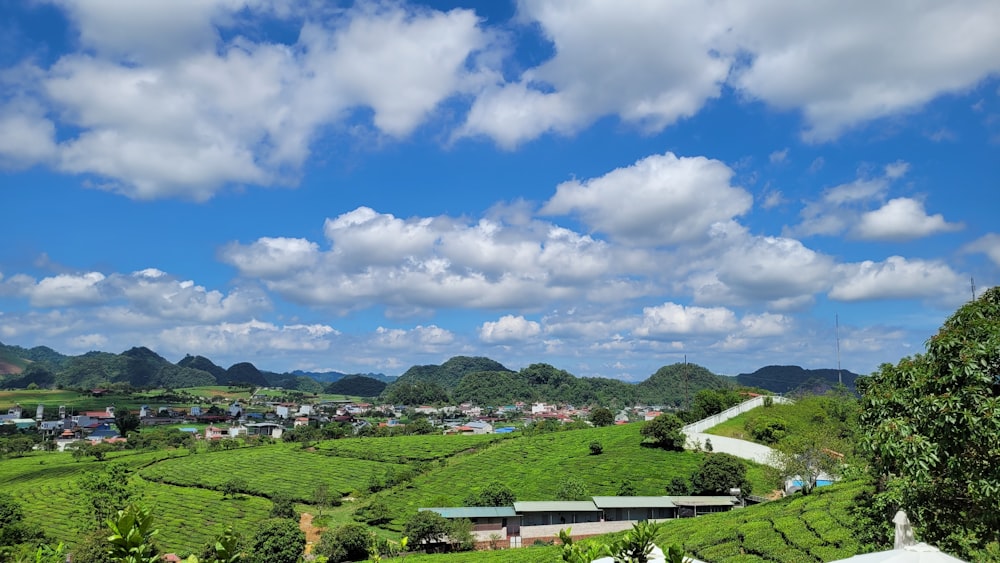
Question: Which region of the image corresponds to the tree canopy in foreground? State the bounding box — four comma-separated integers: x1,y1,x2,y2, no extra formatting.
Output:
858,286,1000,560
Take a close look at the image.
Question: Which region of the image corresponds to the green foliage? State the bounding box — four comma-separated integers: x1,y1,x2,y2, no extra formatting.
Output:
611,521,662,563
326,375,387,397
105,503,160,563
316,523,371,562
745,416,788,445
114,410,141,436
383,381,451,406
557,477,588,501
0,492,40,554
666,476,689,495
269,493,296,519
636,363,733,407
616,479,637,497
245,518,304,563
589,407,614,427
403,511,451,548
690,453,751,496
769,428,841,495
221,477,248,499
737,365,860,395
559,528,611,563
640,413,685,450
197,526,244,563
77,463,141,529
588,441,603,455
355,499,392,525
464,480,516,507
688,389,744,421
857,286,1000,559
67,530,115,563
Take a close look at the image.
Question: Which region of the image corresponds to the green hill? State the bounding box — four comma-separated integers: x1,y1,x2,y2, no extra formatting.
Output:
636,363,735,407
393,356,513,390
737,365,860,394
326,374,387,396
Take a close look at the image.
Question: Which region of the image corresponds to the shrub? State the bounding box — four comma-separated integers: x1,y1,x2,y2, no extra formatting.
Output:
316,523,371,562
589,441,604,455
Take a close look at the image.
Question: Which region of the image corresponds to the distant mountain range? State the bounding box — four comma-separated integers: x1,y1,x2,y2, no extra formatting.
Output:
0,340,858,403
736,365,859,394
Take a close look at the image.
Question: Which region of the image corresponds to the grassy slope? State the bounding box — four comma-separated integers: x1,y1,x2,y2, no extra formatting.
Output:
370,423,773,529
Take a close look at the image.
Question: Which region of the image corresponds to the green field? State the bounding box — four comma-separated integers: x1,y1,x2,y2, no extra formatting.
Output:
366,423,774,530
703,394,856,458
0,410,868,560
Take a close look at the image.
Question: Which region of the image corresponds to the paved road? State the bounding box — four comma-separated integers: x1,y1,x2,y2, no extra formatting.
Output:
684,431,777,466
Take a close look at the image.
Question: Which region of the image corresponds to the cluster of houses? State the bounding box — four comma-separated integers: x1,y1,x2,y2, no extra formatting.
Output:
421,494,741,547
2,390,682,454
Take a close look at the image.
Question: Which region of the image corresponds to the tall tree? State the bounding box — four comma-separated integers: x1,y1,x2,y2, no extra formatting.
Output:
640,413,686,450
246,518,304,563
857,287,1000,559
689,453,751,496
114,410,141,436
589,407,614,427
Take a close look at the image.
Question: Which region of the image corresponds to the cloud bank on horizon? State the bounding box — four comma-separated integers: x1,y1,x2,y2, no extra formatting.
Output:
0,0,998,380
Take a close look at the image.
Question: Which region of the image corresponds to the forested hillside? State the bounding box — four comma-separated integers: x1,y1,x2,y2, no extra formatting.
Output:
737,365,859,394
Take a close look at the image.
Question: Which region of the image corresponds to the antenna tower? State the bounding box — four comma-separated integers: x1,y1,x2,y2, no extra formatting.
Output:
836,314,842,386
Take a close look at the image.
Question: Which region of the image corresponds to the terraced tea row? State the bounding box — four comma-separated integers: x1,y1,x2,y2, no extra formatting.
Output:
657,480,865,562
313,433,507,462
138,443,399,499
373,424,711,527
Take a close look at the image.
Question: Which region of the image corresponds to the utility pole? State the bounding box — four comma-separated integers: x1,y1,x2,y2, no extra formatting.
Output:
836,314,842,387
971,277,977,300
683,354,689,410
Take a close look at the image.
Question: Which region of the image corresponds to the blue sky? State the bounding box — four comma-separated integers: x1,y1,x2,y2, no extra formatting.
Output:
1,0,998,380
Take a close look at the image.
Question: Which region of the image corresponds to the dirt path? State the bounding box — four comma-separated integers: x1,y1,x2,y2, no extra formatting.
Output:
299,512,323,552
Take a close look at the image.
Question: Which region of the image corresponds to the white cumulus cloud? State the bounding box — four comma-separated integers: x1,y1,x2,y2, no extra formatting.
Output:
853,197,963,241
830,256,965,302
479,315,542,344
542,152,752,246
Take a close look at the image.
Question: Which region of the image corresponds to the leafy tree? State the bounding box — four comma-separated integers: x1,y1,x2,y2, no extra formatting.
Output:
589,441,603,455
406,417,436,435
617,479,637,496
589,407,614,427
114,410,141,437
857,286,1000,558
269,493,295,519
666,476,690,495
316,523,371,562
0,492,39,551
105,504,159,563
77,464,140,529
745,416,787,445
769,429,840,495
464,480,516,507
245,518,304,563
403,511,451,549
314,484,332,518
640,413,685,450
690,453,751,496
221,478,248,499
556,477,588,501
354,499,391,525
446,518,475,552
87,442,118,461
